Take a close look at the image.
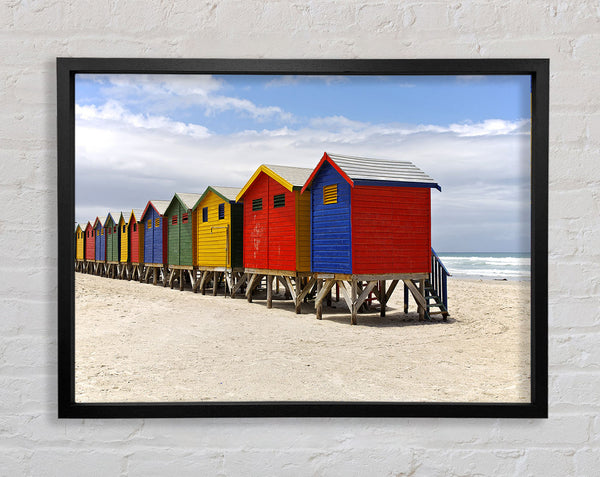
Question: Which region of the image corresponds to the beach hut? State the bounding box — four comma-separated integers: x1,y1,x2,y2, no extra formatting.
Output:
117,211,128,278
75,224,85,271
191,186,243,296
119,209,144,280
163,193,202,290
93,216,106,275
140,200,170,285
301,152,449,323
84,221,95,272
236,164,313,312
105,212,120,278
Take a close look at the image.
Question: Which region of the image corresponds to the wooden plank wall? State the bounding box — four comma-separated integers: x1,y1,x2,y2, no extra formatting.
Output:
197,191,231,268
267,178,296,272
242,173,269,269
351,186,431,274
129,220,141,263
85,224,95,261
120,217,128,263
310,161,352,274
94,222,105,261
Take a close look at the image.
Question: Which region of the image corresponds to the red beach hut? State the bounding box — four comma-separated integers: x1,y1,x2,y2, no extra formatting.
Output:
236,164,313,311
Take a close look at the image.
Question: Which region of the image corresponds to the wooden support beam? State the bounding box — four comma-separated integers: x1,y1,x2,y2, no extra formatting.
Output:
246,274,262,302
284,277,296,302
355,281,377,310
386,280,400,303
266,275,273,309
338,281,354,312
280,277,292,299
404,279,427,318
179,269,184,291
188,270,196,289
316,279,323,320
201,271,209,294
152,268,158,286
314,279,335,309
213,271,218,296
379,280,386,317
231,272,247,298
351,279,358,325
295,277,302,314
418,279,426,320
297,277,316,303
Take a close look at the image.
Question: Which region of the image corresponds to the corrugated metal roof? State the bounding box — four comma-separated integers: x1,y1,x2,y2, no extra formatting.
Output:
130,209,143,222
175,193,203,210
211,186,241,201
264,164,313,188
106,212,119,225
150,200,170,215
325,152,438,185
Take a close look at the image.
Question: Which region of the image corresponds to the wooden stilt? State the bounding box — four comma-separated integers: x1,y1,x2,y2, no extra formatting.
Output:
379,280,386,317
295,277,302,314
153,268,158,285
316,279,323,320
351,279,358,325
266,275,273,309
179,269,184,291
212,271,218,296
404,282,409,313
418,279,425,321
230,272,247,298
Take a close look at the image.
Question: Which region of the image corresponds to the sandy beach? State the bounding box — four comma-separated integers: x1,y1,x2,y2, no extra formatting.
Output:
75,273,530,403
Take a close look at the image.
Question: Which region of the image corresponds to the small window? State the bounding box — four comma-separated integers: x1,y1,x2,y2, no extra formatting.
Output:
113,226,117,233
147,219,152,229
101,229,104,236
323,184,338,205
252,198,262,211
155,218,160,228
218,203,225,220
122,225,126,233
182,213,189,224
202,207,208,222
107,228,111,235
273,194,285,208
172,215,178,225
133,223,137,232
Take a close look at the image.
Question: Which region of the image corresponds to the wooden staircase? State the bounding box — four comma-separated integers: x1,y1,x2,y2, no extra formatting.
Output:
404,249,450,321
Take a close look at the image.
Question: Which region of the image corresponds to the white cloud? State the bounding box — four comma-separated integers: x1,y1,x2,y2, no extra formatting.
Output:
82,73,292,121
76,101,211,138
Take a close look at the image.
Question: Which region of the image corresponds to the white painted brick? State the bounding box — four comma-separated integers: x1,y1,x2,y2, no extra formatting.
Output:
548,297,600,328
125,449,225,476
414,448,523,477
551,373,600,408
0,448,33,477
494,415,590,446
575,448,600,476
30,450,123,477
519,449,577,476
550,333,600,369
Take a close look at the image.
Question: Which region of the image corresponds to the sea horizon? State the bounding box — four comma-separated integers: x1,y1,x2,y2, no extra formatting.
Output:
436,251,531,281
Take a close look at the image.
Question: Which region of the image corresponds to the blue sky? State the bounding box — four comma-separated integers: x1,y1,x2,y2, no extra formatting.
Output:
75,74,531,252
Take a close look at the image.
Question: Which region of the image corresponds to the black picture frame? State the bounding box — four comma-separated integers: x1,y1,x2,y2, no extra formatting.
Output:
57,58,548,419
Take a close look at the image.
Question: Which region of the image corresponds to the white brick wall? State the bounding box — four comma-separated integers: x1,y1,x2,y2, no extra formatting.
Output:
1,1,598,475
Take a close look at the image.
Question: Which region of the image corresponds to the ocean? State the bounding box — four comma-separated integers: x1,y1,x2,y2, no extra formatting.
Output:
436,252,530,281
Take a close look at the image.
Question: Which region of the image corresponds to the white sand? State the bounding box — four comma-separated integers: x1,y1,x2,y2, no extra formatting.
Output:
75,274,530,403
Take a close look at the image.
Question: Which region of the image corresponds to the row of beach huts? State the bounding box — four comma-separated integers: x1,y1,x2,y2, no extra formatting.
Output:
75,152,450,324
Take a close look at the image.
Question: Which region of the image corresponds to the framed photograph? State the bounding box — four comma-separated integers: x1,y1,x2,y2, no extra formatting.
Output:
58,58,548,418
